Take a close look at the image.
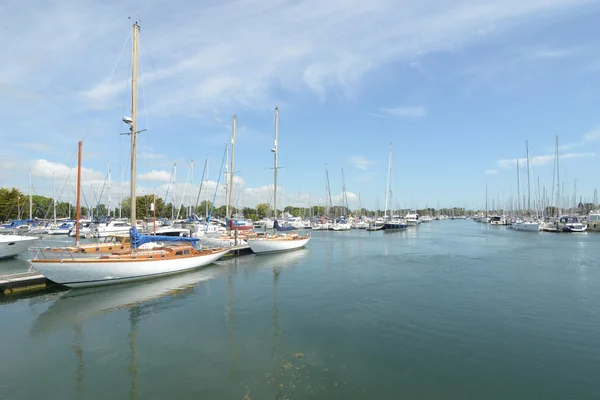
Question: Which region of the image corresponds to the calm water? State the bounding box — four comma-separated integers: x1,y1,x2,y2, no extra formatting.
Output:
1,221,599,399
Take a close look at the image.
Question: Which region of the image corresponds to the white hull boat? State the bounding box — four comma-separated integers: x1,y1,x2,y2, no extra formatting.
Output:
30,247,230,287
247,234,310,254
511,221,541,232
0,235,38,260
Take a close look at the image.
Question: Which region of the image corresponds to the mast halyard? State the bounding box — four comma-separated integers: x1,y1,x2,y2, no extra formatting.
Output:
75,141,82,246
272,107,279,220
227,115,237,228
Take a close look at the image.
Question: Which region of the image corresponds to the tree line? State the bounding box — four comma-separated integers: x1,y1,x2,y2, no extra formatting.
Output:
8,186,587,222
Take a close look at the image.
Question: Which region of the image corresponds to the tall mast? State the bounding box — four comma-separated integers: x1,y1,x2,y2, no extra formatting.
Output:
129,23,140,225
516,159,521,216
75,141,82,246
107,161,111,218
29,170,32,220
227,115,237,226
53,172,56,224
485,184,488,217
341,168,348,215
272,107,279,219
526,141,531,215
325,164,332,218
384,143,392,218
120,163,124,219
556,136,561,216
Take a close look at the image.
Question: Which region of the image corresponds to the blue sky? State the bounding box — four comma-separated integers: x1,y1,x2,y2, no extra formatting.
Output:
1,0,600,211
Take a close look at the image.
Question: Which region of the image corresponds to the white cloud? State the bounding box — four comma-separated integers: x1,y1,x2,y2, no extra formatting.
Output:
350,155,376,170
378,107,427,118
528,46,578,59
1,0,594,115
555,128,600,151
496,152,595,169
13,142,53,153
485,169,498,174
138,169,172,182
582,128,600,142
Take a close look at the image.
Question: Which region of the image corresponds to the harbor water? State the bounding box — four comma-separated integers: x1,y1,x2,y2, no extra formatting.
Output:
1,220,599,399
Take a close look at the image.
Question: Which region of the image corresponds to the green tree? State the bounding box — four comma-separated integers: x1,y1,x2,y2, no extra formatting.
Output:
195,200,213,216
256,203,271,218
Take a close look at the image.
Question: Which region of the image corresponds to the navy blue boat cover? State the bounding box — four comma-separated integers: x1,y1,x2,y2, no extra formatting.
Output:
130,227,200,249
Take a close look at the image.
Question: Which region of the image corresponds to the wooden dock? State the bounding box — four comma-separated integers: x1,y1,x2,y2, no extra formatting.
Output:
223,243,253,258
0,271,56,295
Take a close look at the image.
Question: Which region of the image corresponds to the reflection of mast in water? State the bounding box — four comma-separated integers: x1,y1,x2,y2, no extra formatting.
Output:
272,264,282,397
129,308,141,400
226,260,238,377
72,323,84,396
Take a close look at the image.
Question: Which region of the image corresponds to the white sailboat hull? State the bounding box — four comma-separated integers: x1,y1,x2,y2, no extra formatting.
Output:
247,237,310,254
200,236,247,248
0,235,38,260
29,249,230,287
512,222,541,232
47,228,71,235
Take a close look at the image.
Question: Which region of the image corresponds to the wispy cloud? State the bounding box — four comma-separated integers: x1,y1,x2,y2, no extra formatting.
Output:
138,169,172,182
13,142,53,153
485,169,498,175
2,0,595,116
528,46,578,59
350,155,376,170
376,107,427,118
559,127,600,151
496,152,595,169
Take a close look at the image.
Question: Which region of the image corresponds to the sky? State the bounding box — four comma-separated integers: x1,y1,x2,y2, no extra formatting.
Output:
1,0,600,213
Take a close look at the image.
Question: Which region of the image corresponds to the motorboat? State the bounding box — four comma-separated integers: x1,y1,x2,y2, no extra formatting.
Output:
0,234,38,260
405,211,420,226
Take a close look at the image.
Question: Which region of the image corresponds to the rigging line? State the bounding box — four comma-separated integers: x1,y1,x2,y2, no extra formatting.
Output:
138,37,150,133
138,38,176,124
206,145,228,232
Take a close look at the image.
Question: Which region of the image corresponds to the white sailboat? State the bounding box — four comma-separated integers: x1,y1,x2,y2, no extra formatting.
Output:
247,108,310,254
30,23,229,287
512,141,541,232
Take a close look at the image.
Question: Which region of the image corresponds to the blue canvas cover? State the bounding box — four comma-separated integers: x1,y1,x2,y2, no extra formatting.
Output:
130,227,200,249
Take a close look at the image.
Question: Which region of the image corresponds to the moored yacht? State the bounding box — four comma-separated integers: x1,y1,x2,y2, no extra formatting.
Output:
557,215,587,232
405,211,420,226
586,211,600,232
489,215,508,225
0,234,39,260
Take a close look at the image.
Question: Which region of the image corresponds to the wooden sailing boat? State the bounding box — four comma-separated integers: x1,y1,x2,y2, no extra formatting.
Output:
246,108,310,254
29,23,229,287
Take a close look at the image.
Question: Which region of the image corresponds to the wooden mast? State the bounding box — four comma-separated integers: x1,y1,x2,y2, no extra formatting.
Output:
75,141,82,246
130,23,140,226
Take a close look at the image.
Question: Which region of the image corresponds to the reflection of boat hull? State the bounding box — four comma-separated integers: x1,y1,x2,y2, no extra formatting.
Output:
0,235,38,260
30,248,230,287
31,268,223,335
247,236,310,254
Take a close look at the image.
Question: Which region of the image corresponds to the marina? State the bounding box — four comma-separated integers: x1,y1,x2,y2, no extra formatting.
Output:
1,220,599,398
2,2,600,398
